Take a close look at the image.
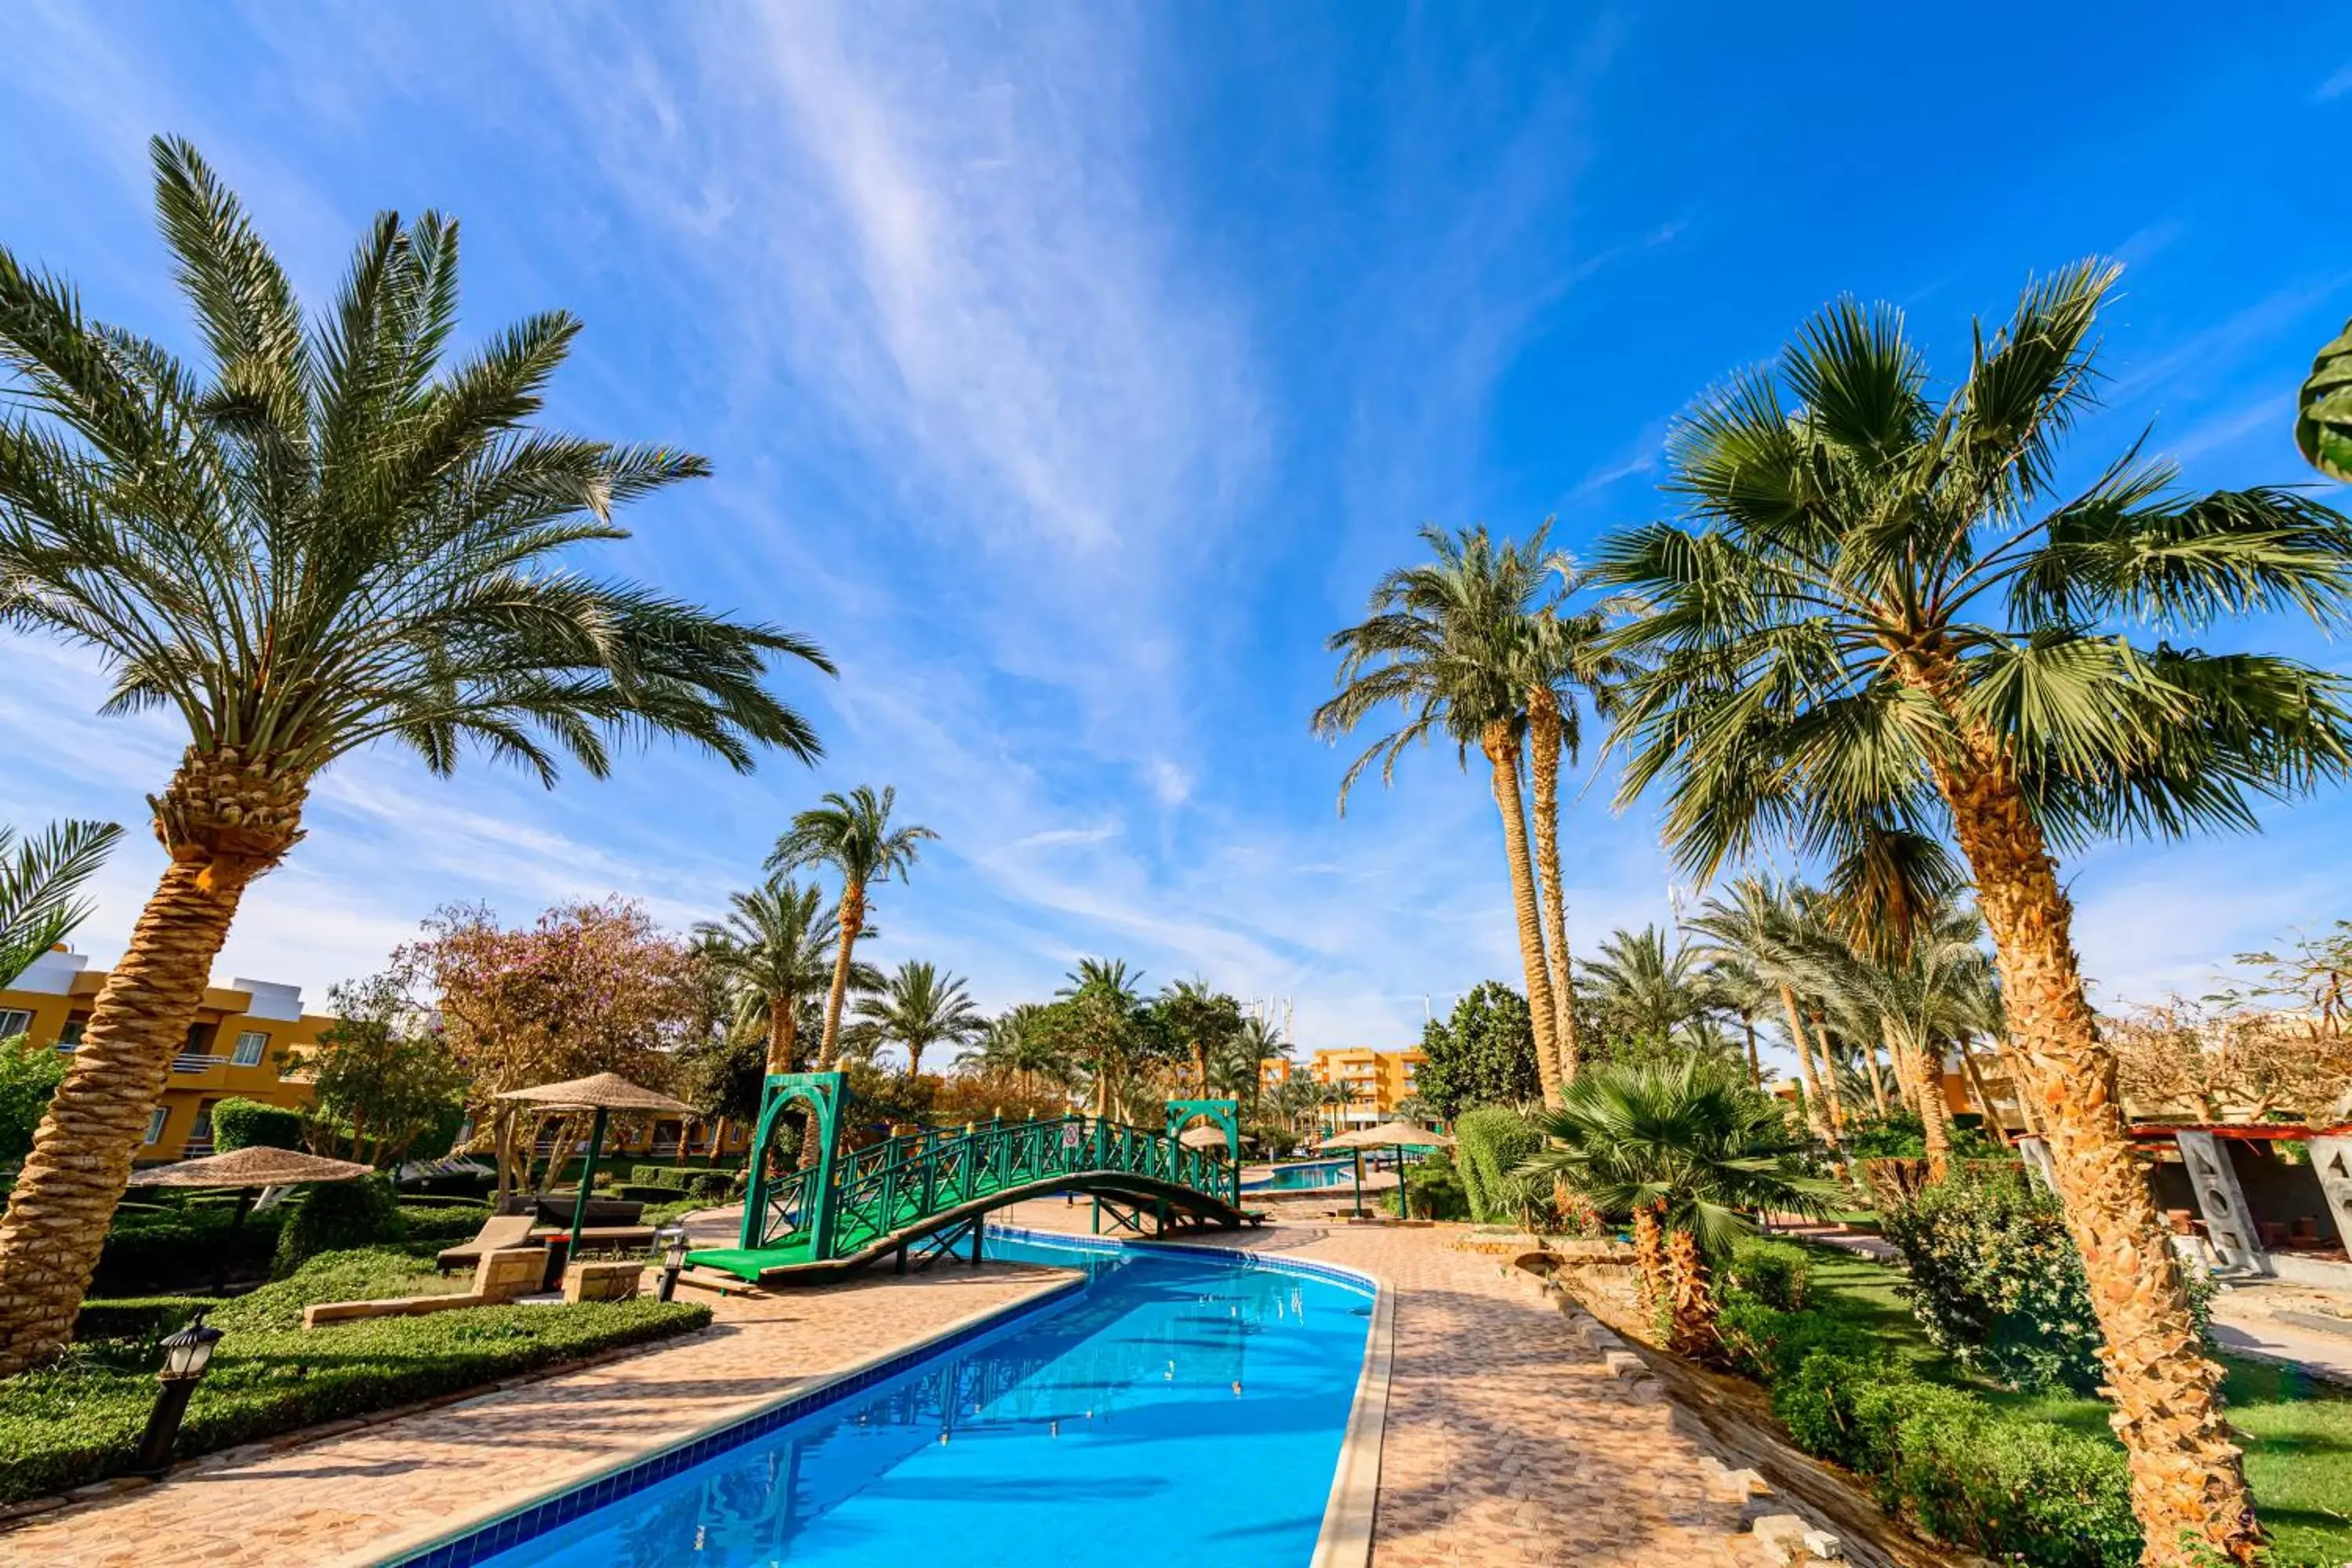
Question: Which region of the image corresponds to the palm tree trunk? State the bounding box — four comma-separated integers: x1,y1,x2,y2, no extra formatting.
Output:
906,1040,925,1076
1918,685,2258,1565
1893,1027,1955,1180
1665,1226,1721,1363
1526,688,1582,1087
1809,1012,1849,1136
1742,1014,1762,1094
1864,1036,1892,1118
0,844,267,1372
1630,1201,1668,1317
800,884,866,1173
764,994,794,1078
1483,722,1563,1110
1777,984,1836,1148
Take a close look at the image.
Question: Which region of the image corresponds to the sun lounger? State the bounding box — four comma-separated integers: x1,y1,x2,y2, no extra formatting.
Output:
435,1213,539,1274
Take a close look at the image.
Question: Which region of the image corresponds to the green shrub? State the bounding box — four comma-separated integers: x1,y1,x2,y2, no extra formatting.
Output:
1387,1152,1471,1221
0,1035,67,1166
1878,1167,2205,1395
271,1175,402,1276
394,1204,490,1243
1455,1106,1544,1225
0,1247,710,1502
1715,1296,1879,1385
209,1097,306,1152
95,1207,285,1294
73,1294,214,1345
629,1163,738,1200
1723,1237,1812,1312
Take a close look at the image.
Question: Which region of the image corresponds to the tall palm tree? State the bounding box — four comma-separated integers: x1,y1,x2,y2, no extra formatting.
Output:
1599,261,2352,1562
854,960,984,1076
0,820,123,989
1686,879,1843,1150
957,1004,1073,1098
694,878,874,1077
1317,524,1569,1107
1521,1058,1839,1358
1214,1014,1287,1108
0,140,828,1374
1580,924,1711,1057
768,786,934,1073
1155,978,1243,1095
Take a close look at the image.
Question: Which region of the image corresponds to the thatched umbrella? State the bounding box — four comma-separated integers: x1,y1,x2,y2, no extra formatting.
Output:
128,1145,376,1229
496,1073,695,1250
1178,1123,1231,1151
1320,1120,1454,1219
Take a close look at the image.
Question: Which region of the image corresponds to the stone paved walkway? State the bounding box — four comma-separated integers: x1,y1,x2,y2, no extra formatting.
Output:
998,1203,1780,1567
0,1261,1071,1568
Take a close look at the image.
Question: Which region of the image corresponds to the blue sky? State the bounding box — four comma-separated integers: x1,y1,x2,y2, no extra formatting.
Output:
3,2,2350,1063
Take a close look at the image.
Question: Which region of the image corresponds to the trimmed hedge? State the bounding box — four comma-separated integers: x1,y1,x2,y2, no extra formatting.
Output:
209,1098,306,1152
96,1206,287,1294
1454,1106,1544,1225
1721,1237,1811,1312
273,1176,402,1276
4,1249,710,1502
394,1204,492,1243
628,1164,738,1200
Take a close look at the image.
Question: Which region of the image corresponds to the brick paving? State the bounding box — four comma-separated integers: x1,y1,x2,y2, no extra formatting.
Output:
0,1258,1072,1568
9,1206,1784,1568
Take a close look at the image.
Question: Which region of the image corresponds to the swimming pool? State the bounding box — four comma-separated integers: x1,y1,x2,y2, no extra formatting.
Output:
1240,1158,1360,1192
439,1232,1374,1567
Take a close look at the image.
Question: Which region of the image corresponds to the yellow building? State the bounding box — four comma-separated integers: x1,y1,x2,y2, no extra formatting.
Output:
1,949,330,1163
1258,1055,1299,1092
1309,1045,1427,1133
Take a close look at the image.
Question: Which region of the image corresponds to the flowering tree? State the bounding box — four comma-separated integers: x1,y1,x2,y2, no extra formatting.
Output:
397,899,698,1203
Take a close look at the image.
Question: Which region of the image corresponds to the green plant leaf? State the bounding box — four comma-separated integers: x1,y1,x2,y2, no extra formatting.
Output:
2297,316,2352,483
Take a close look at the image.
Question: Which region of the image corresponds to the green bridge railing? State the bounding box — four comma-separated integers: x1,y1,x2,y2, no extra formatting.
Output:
731,1073,1240,1266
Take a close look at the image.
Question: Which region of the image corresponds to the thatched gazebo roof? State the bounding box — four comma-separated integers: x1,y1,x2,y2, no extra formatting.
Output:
127,1145,376,1189
493,1072,694,1116
1178,1124,1233,1150
1321,1120,1454,1149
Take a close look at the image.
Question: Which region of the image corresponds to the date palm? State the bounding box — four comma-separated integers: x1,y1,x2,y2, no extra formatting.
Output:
768,786,933,1073
854,960,983,1076
0,820,123,989
0,139,828,1374
1686,879,1844,1149
2299,317,2352,482
957,1004,1073,1097
1317,524,1568,1107
695,878,875,1078
1599,260,2352,1562
1521,1058,1838,1358
1156,978,1243,1095
1580,924,1710,1058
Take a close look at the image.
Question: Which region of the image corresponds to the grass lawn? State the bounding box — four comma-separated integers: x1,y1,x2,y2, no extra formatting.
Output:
1794,1240,2352,1566
0,1247,710,1504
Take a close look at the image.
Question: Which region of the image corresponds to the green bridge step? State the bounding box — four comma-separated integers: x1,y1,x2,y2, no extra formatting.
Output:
687,1240,813,1282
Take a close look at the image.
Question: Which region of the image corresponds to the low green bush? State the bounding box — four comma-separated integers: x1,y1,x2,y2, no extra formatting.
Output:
1386,1152,1471,1221
272,1175,402,1276
1722,1238,1812,1312
628,1164,737,1200
1776,1352,2136,1566
1454,1106,1544,1225
73,1294,214,1345
393,1204,491,1243
209,1098,306,1152
1880,1167,2207,1396
0,1247,710,1502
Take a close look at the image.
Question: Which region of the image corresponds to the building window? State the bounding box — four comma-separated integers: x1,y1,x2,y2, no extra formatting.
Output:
231,1029,268,1067
189,1099,219,1151
144,1107,168,1145
59,1018,86,1047
0,1008,31,1039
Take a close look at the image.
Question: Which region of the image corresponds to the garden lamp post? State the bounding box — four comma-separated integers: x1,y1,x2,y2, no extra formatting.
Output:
133,1310,223,1476
655,1222,689,1301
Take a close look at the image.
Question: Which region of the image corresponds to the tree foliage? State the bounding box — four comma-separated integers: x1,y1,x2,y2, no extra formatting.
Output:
0,820,122,989
306,971,470,1167
1414,982,1539,1119
0,1038,66,1167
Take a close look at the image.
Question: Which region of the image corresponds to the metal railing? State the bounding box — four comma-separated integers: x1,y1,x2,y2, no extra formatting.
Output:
171,1052,229,1074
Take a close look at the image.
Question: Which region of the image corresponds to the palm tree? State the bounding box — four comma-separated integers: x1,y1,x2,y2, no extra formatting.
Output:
1155,978,1243,1095
1579,924,1711,1057
958,1004,1074,1098
1521,1058,1838,1358
695,878,874,1078
854,960,984,1076
1598,261,2352,1561
1686,879,1843,1150
2299,317,2352,481
0,821,123,989
1317,524,1569,1107
0,140,829,1374
1213,1014,1287,1107
768,786,934,1073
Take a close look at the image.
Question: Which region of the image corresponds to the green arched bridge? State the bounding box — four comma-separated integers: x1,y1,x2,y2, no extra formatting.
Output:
687,1073,1256,1285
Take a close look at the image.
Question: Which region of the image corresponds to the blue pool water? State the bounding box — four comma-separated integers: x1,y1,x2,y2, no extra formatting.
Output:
1240,1158,1359,1192
469,1233,1373,1567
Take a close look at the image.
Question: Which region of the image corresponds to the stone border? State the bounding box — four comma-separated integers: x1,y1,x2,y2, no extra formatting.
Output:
348,1269,1085,1568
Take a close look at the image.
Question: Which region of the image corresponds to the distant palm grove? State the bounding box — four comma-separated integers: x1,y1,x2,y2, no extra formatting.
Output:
4,135,2352,1568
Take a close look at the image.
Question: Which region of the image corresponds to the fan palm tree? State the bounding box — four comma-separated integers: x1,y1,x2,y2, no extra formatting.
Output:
1316,524,1569,1107
768,786,934,1073
1521,1058,1839,1358
0,140,829,1374
854,960,984,1076
0,820,123,989
694,878,876,1078
1598,261,2352,1562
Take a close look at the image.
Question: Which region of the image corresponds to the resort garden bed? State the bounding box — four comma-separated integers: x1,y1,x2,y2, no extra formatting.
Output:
3,1247,710,1504
1715,1240,2352,1568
